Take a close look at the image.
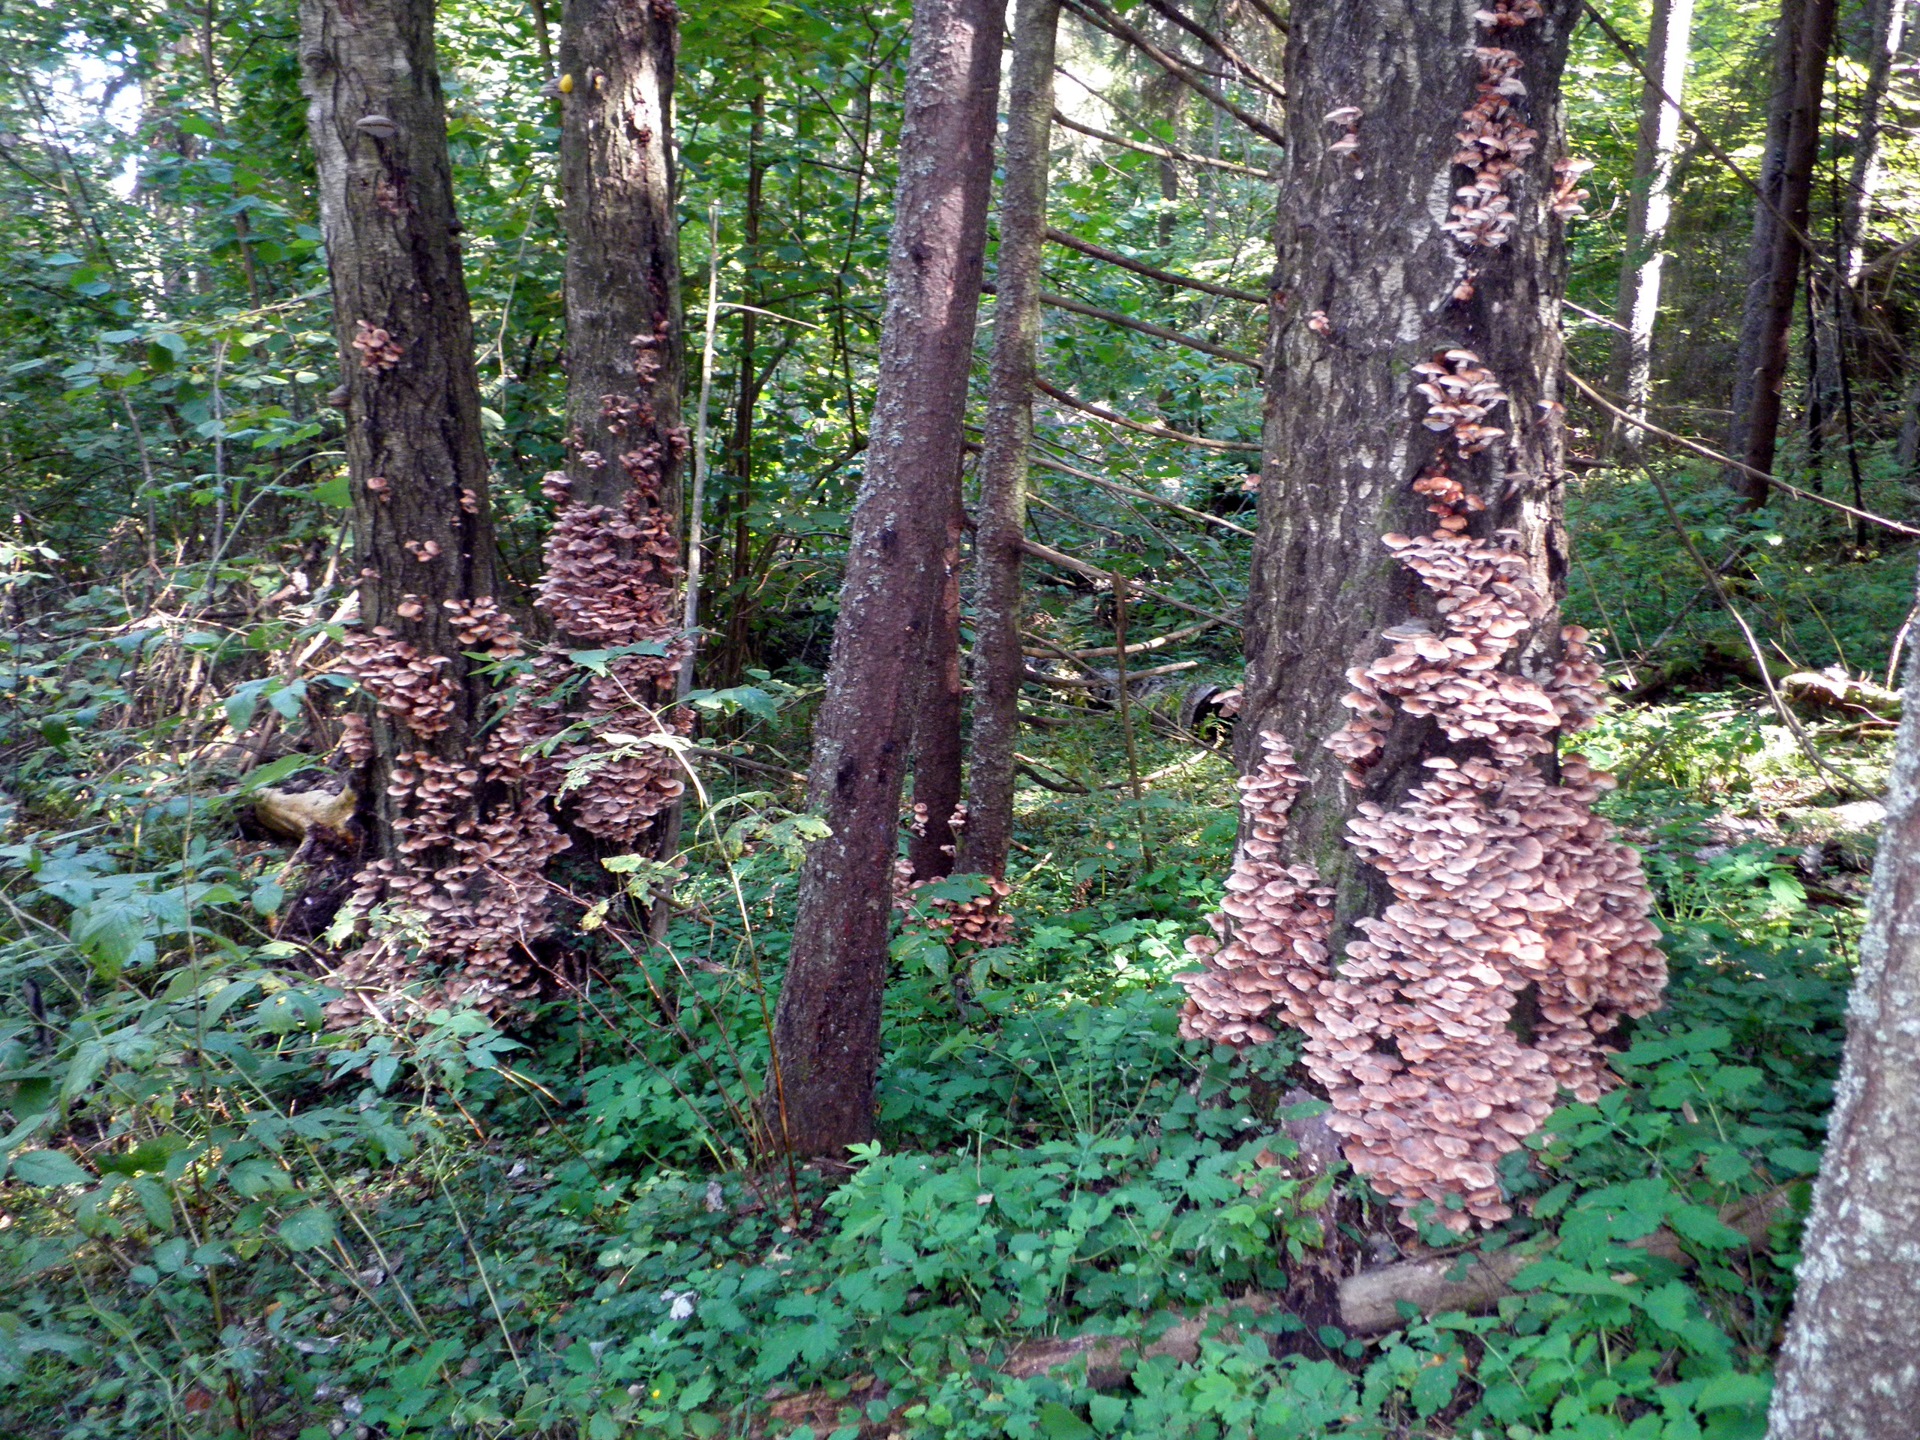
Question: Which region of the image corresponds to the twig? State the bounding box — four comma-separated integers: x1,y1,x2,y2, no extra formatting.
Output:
1045,228,1267,304
1138,0,1285,99
1019,536,1240,629
1037,378,1260,451
1033,289,1261,369
1566,371,1920,539
1020,443,1256,537
1062,0,1287,146
1051,110,1270,178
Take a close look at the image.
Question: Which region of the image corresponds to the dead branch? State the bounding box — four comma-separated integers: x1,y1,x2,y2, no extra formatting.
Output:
1019,537,1240,629
1021,658,1200,688
1038,290,1262,370
1037,378,1262,452
1023,617,1220,658
1046,228,1268,305
1052,110,1271,177
1137,0,1285,99
1061,0,1287,146
1025,447,1257,537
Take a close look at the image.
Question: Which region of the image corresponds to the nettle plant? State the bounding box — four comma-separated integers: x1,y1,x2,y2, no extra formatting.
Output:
1182,0,1665,1231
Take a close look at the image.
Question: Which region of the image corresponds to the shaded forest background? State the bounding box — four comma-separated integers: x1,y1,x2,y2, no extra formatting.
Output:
1,0,1916,1434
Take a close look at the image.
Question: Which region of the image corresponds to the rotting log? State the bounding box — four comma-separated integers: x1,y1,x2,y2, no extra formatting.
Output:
1338,1184,1796,1333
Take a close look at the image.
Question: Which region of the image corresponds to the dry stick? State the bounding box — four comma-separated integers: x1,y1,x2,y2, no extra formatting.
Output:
1639,462,1870,799
679,200,723,700
1052,110,1270,178
1020,536,1239,629
1580,0,1841,285
1239,0,1287,34
1023,446,1256,537
1038,290,1262,370
1061,0,1287,147
1023,659,1200,687
1109,574,1155,868
1046,227,1266,304
1137,0,1285,99
1036,378,1261,451
1567,371,1920,539
1025,616,1219,658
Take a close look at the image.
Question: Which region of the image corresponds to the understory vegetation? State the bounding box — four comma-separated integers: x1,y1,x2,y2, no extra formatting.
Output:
0,488,1893,1435
7,0,1920,1433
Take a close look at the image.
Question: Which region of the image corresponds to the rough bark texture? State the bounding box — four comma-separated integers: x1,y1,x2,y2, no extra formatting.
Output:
1839,0,1906,283
908,500,966,880
1240,0,1574,938
554,0,682,517
769,0,1004,1156
1606,0,1692,459
298,0,504,857
960,0,1059,880
1725,0,1835,506
1769,585,1920,1436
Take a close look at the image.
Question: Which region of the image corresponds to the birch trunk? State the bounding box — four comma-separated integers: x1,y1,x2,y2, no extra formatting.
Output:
1606,0,1693,460
297,0,504,857
1240,0,1574,930
960,0,1060,880
769,0,1004,1156
1769,576,1920,1435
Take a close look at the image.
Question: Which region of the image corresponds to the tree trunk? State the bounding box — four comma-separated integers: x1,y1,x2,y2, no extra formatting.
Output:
1769,592,1920,1435
1839,0,1905,283
534,0,689,864
1606,0,1692,460
297,0,504,859
553,0,681,517
908,501,966,881
769,0,1004,1157
960,0,1059,881
1725,0,1836,507
1241,0,1575,918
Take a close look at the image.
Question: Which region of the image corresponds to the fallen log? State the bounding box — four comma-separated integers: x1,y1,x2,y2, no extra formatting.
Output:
1781,668,1902,721
1338,1184,1796,1332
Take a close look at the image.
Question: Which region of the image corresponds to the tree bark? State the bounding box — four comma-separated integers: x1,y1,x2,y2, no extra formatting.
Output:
1725,0,1836,507
554,0,682,517
1769,583,1920,1435
297,0,504,858
769,0,1004,1156
1606,0,1692,460
908,501,966,880
1839,0,1906,284
1240,0,1575,929
960,0,1058,881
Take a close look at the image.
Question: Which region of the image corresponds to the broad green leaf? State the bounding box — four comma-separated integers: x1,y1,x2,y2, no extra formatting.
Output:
10,1149,92,1187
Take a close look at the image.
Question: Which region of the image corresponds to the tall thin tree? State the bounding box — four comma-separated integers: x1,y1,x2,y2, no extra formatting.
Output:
297,0,504,858
960,0,1059,882
1607,0,1693,459
1725,0,1837,506
768,0,1006,1156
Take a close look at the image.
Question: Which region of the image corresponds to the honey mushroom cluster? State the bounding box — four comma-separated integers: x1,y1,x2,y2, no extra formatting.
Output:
1180,0,1664,1229
350,318,404,372
1444,43,1539,251
893,804,1014,948
524,458,690,844
1176,731,1335,1048
335,627,457,737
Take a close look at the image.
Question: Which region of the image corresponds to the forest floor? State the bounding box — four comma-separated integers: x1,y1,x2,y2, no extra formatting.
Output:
0,468,1903,1439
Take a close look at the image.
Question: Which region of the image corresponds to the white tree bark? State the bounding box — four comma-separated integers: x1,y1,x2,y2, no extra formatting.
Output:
1770,572,1920,1435
1607,0,1692,458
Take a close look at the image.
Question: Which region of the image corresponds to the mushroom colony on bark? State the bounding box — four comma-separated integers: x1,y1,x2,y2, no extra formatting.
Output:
330,327,688,1015
1179,0,1665,1229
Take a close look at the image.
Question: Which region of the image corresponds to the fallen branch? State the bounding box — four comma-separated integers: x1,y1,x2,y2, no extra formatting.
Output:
1021,658,1200,688
1046,229,1268,305
1025,447,1257,538
1001,1298,1280,1389
1052,110,1270,178
1038,290,1263,371
1782,669,1902,721
1023,617,1221,658
1037,378,1262,452
1062,0,1287,146
1019,537,1240,630
1138,0,1285,99
1339,1185,1797,1333
1566,371,1920,540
